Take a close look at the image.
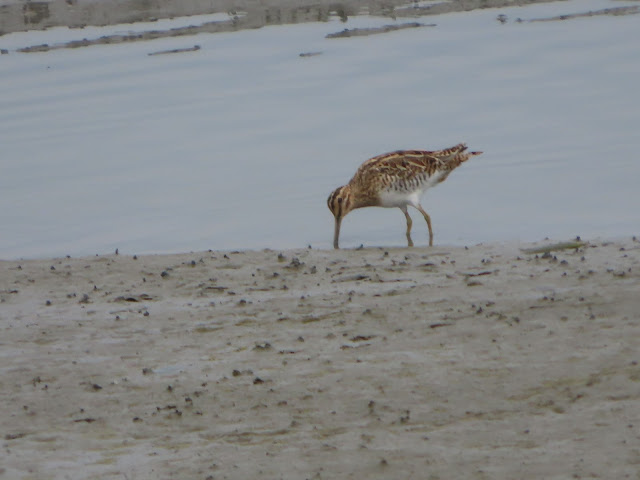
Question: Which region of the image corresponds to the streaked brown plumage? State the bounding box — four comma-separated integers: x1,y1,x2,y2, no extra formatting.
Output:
327,143,482,249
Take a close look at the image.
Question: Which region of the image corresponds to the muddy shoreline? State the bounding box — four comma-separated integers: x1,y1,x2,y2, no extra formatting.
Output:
3,0,638,54
1,238,639,478
0,0,565,36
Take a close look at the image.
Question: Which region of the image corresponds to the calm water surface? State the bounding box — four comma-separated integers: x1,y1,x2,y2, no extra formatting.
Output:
1,0,639,259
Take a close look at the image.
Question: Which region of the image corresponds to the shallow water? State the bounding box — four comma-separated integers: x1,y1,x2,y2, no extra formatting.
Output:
1,0,639,259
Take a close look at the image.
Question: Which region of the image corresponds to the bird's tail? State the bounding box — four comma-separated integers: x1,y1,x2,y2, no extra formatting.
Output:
444,147,482,171
437,143,482,161
438,143,482,158
436,143,468,156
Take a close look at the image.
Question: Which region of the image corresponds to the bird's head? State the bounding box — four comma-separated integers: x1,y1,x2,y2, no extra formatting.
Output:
327,185,353,249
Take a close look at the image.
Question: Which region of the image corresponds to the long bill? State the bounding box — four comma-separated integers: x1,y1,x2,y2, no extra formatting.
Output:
333,217,342,249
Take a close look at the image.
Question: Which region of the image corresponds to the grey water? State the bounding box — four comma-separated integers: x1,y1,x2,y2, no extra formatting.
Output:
1,0,639,259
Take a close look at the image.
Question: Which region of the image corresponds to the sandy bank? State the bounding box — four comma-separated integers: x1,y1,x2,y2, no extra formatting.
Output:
1,238,639,479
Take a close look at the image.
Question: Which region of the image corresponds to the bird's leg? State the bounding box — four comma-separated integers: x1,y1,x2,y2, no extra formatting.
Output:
400,206,414,247
415,204,434,246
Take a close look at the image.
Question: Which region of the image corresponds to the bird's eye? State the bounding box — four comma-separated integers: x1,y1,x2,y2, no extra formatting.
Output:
337,198,342,204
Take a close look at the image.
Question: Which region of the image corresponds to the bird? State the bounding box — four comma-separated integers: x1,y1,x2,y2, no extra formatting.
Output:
327,143,482,249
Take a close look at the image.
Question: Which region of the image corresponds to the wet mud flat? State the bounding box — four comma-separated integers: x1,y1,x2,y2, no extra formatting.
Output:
3,0,638,53
1,238,639,478
0,0,564,36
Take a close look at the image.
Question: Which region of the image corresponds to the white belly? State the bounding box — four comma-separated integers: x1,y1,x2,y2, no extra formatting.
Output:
378,189,421,208
377,171,445,208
